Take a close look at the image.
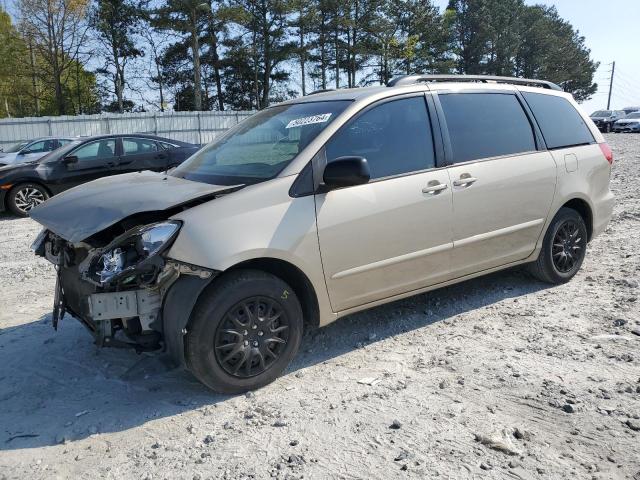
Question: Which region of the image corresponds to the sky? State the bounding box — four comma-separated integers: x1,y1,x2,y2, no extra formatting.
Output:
432,0,640,113
5,0,638,113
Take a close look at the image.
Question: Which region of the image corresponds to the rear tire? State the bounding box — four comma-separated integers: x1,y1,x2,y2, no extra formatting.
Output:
528,207,588,284
185,269,303,394
7,183,49,217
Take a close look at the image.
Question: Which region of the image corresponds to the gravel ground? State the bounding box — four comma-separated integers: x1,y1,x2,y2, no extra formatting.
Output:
0,133,639,480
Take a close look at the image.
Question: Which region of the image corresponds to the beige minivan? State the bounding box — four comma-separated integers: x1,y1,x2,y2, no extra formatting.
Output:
31,75,614,393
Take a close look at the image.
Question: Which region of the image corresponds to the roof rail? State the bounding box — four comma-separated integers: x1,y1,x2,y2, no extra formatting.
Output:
306,88,336,96
387,74,563,91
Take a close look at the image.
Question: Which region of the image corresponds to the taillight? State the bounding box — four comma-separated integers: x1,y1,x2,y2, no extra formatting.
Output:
599,143,613,165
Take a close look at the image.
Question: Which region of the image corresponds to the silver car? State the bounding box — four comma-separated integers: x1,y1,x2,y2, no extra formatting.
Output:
0,137,74,167
612,112,640,133
30,75,614,393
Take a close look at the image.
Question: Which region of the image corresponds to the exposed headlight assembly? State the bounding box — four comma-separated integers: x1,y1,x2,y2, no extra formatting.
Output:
81,221,181,286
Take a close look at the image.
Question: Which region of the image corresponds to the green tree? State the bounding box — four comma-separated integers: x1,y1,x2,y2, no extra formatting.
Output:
515,5,597,101
225,0,296,108
290,0,315,95
153,0,209,110
0,8,31,117
18,0,90,115
90,0,144,113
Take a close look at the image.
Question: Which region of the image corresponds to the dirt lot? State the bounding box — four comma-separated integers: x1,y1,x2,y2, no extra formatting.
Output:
1,134,639,480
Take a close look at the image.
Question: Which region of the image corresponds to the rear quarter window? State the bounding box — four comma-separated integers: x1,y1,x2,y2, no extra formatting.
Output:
438,93,536,164
522,92,594,149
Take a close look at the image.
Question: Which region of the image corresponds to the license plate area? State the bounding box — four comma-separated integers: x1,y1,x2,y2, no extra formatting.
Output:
88,291,139,320
87,290,161,321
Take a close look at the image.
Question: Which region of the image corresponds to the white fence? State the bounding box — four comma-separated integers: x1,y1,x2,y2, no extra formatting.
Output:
0,110,255,149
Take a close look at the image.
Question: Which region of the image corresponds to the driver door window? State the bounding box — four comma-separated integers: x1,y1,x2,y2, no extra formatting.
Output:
23,141,47,154
325,96,436,179
68,138,117,170
73,139,117,162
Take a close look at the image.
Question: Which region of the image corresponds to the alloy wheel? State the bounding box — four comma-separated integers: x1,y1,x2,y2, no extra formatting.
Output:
214,296,290,378
14,186,46,213
551,220,584,273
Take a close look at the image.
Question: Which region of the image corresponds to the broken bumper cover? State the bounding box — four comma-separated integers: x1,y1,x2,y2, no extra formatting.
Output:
34,229,218,355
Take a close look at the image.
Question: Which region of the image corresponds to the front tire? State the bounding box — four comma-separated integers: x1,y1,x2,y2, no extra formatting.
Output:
185,269,303,394
7,183,49,217
528,207,588,284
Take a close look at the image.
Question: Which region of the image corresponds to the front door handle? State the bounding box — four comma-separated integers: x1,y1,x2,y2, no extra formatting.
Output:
422,182,448,194
453,174,478,187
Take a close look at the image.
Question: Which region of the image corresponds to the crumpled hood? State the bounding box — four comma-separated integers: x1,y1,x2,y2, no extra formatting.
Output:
29,170,240,243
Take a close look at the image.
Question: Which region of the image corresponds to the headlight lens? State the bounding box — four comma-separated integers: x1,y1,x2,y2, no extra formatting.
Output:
85,221,181,285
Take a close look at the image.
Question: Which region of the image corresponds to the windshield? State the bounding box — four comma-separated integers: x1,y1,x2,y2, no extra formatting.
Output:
625,113,640,119
171,100,351,185
591,110,612,117
3,142,29,153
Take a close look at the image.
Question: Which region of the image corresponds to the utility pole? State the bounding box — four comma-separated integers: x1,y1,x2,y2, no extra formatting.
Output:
607,61,615,110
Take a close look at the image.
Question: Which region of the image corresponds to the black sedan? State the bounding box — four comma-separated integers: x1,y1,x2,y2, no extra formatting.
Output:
0,134,199,216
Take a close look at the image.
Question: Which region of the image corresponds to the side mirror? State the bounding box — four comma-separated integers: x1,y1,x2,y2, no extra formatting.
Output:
19,149,31,155
322,156,370,190
63,155,78,165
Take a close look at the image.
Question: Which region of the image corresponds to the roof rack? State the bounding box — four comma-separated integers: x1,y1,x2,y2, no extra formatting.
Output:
387,74,563,91
306,88,336,96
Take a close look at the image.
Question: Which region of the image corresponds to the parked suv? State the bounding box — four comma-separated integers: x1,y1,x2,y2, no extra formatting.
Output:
31,75,614,393
589,110,625,132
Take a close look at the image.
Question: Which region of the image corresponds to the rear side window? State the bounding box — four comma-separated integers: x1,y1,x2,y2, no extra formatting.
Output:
325,96,435,179
122,138,158,156
439,93,536,163
522,92,594,149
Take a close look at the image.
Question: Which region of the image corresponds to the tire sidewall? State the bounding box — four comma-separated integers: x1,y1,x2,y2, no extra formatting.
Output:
8,183,49,217
186,271,303,394
543,209,587,282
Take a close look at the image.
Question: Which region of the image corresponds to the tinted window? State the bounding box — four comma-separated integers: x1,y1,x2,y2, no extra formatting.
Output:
159,141,178,150
522,92,594,149
123,138,158,156
325,96,435,179
439,93,536,163
26,141,47,153
72,140,116,161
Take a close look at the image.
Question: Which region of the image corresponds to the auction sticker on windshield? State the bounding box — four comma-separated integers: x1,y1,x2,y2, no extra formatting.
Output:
286,113,332,129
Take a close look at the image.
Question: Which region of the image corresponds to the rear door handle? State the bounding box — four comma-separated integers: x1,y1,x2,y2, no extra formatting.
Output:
422,183,448,194
453,176,477,187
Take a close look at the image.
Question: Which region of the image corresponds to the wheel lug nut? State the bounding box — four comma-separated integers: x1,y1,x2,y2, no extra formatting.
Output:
258,331,263,336
243,330,248,336
252,324,257,330
253,341,258,347
243,340,249,346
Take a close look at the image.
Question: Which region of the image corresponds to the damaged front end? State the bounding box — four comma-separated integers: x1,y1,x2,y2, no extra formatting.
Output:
33,222,216,354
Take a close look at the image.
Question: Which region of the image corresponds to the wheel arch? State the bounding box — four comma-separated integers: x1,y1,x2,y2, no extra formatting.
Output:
561,197,593,241
224,257,321,329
